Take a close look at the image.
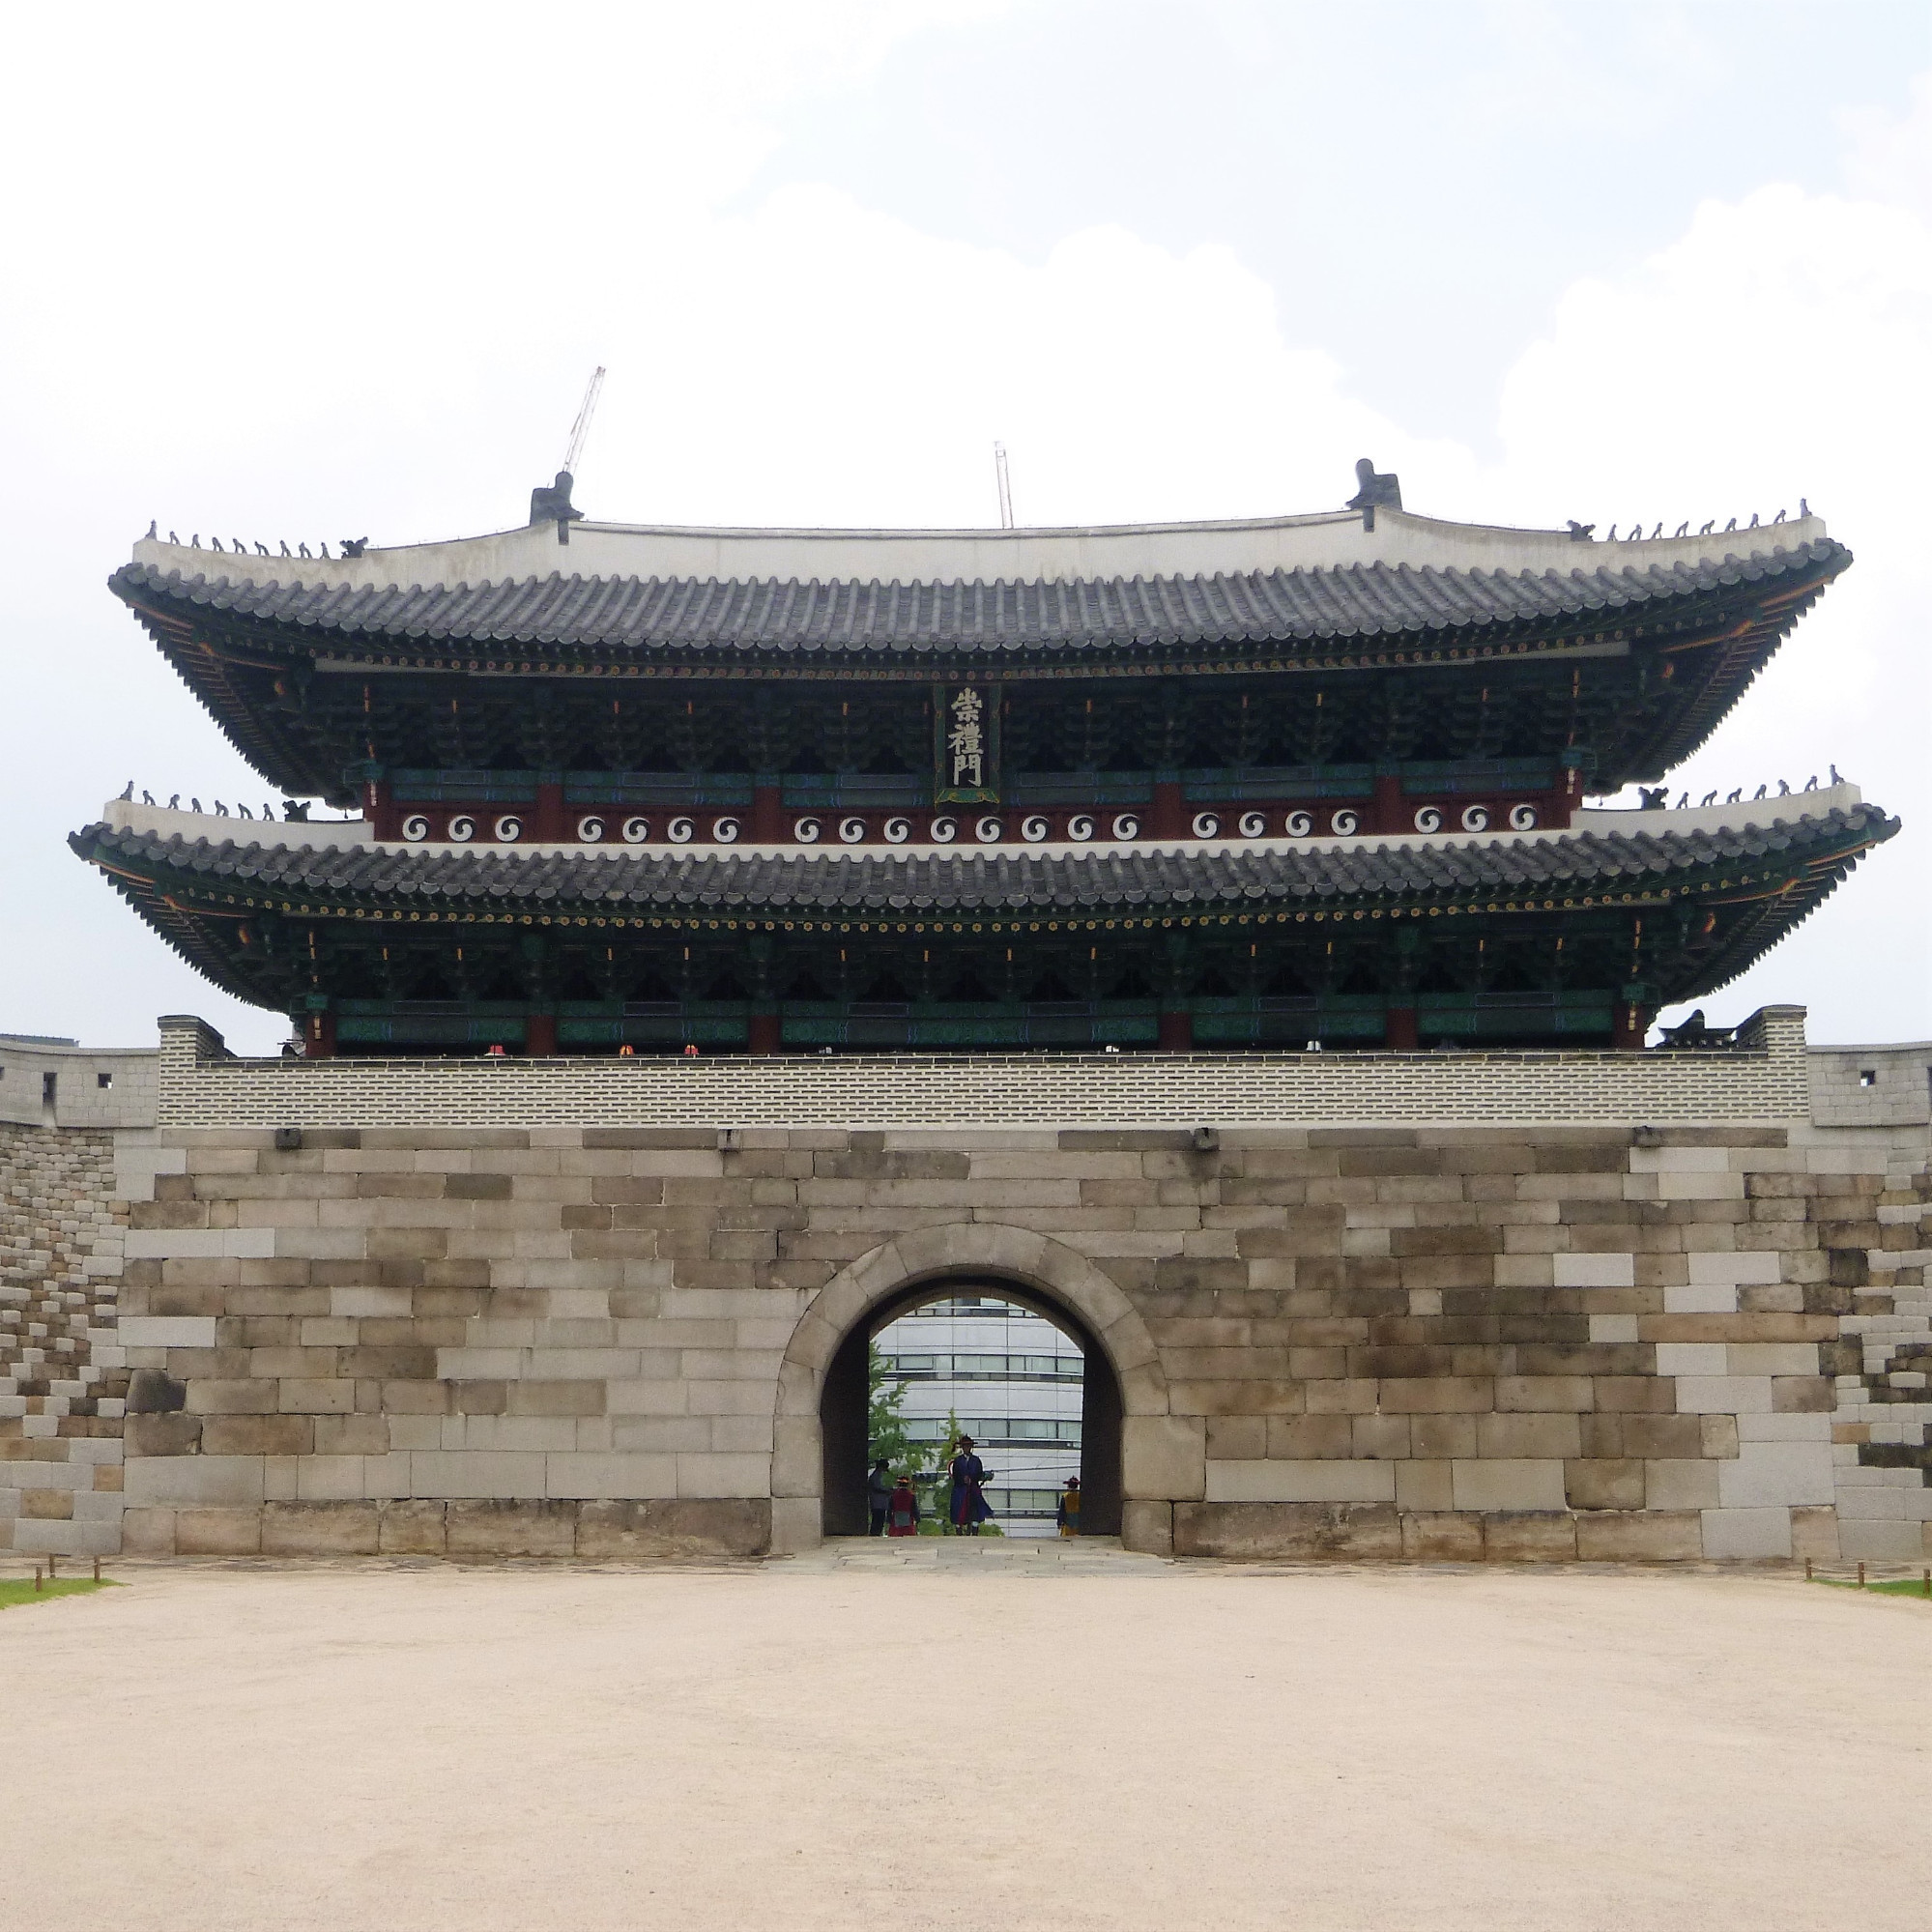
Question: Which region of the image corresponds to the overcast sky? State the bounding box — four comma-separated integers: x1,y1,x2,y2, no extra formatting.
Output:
3,1,1927,1053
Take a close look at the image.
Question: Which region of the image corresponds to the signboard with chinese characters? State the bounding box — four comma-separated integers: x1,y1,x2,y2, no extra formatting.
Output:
933,682,1000,803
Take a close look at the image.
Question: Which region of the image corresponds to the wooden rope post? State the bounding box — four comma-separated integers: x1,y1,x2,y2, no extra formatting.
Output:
93,1557,101,1583
33,1565,43,1593
1804,1557,1813,1581
1858,1561,1867,1588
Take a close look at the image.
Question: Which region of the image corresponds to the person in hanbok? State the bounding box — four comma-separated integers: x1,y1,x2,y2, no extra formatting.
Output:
948,1435,994,1535
1056,1475,1081,1538
885,1475,920,1537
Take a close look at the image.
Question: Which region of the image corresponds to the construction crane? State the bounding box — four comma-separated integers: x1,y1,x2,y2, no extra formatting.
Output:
562,366,607,480
994,441,1014,530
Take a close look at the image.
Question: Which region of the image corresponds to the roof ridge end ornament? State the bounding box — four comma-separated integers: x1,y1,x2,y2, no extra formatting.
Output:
1344,457,1401,533
531,470,586,547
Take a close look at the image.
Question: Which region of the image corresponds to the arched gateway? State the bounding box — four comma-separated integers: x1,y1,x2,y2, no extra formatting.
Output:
769,1224,1192,1554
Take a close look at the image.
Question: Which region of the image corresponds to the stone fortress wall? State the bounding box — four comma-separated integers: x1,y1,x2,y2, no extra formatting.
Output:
0,1123,130,1556
1,1012,1926,1565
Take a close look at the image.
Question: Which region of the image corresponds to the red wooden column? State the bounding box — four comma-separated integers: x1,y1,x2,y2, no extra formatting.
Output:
748,1012,783,1054
1371,766,1404,834
751,777,784,844
1611,1002,1655,1052
525,1013,559,1056
533,774,567,843
1383,1006,1419,1050
1158,1009,1195,1052
304,1009,336,1058
1150,773,1186,840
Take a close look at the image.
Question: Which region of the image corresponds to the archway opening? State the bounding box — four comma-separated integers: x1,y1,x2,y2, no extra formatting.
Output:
820,1277,1124,1540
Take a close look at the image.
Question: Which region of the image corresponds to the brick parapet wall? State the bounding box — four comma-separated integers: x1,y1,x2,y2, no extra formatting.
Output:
154,1007,1813,1130
0,1123,130,1558
102,1109,1930,1565
1808,1043,1932,1130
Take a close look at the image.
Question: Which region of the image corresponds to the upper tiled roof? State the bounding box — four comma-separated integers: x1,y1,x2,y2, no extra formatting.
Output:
111,537,1846,660
73,804,1894,915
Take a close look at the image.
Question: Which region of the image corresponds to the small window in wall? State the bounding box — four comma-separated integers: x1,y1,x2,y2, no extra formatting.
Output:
98,1072,113,1089
1859,1069,1878,1088
43,1072,57,1105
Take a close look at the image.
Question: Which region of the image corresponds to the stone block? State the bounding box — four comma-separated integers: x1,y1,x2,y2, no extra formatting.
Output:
1481,1513,1578,1561
378,1499,448,1554
1553,1253,1634,1288
1645,1458,1720,1510
120,1506,176,1554
1122,1414,1205,1501
1656,1343,1727,1376
445,1499,578,1557
262,1501,380,1556
1395,1460,1454,1512
201,1415,313,1457
576,1499,769,1559
1688,1251,1783,1286
408,1451,546,1498
1409,1414,1479,1459
768,1496,822,1555
1477,1414,1582,1460
1400,1510,1484,1560
545,1453,678,1500
1565,1458,1643,1511
125,1412,203,1456
1836,1518,1923,1562
1574,1511,1701,1561
1725,1343,1819,1377
1378,1377,1494,1414
1673,1375,1773,1416
118,1315,218,1347
675,1452,773,1499
1173,1500,1402,1560
1788,1505,1840,1565
1352,1415,1411,1460
770,1416,820,1499
1204,1458,1396,1504
1663,1283,1739,1314
1451,1459,1567,1513
125,1455,265,1507
175,1507,263,1555
1716,1440,1834,1509
1205,1417,1267,1459
1700,1506,1792,1559
1120,1499,1173,1557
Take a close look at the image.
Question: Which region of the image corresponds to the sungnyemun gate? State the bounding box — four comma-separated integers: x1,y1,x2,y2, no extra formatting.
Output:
4,459,1926,1570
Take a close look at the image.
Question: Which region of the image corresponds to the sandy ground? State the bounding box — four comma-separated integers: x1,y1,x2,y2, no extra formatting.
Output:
4,1545,1929,1931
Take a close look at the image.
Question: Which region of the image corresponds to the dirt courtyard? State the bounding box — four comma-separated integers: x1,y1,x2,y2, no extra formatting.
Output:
5,1548,1927,1930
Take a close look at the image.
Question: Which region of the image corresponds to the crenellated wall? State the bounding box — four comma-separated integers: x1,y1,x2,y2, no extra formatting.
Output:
0,1123,131,1556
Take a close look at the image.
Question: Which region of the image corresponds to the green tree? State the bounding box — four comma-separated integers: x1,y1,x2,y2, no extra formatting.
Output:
866,1342,924,1475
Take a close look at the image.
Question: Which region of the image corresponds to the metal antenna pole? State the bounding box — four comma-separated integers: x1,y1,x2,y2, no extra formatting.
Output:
994,442,1014,531
562,367,607,478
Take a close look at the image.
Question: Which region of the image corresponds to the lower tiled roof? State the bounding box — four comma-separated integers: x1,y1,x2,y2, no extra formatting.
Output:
72,806,1895,916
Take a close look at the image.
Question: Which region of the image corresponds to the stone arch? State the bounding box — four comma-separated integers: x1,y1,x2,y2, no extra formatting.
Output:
769,1223,1198,1554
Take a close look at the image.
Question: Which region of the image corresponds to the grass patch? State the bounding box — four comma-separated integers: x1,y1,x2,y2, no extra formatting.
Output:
1810,1576,1932,1600
0,1577,120,1611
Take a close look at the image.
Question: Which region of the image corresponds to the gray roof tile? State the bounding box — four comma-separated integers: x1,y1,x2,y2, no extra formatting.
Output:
72,805,1895,916
111,539,1848,659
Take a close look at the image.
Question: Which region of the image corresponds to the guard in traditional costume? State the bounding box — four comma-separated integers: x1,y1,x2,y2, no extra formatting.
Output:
948,1435,993,1534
